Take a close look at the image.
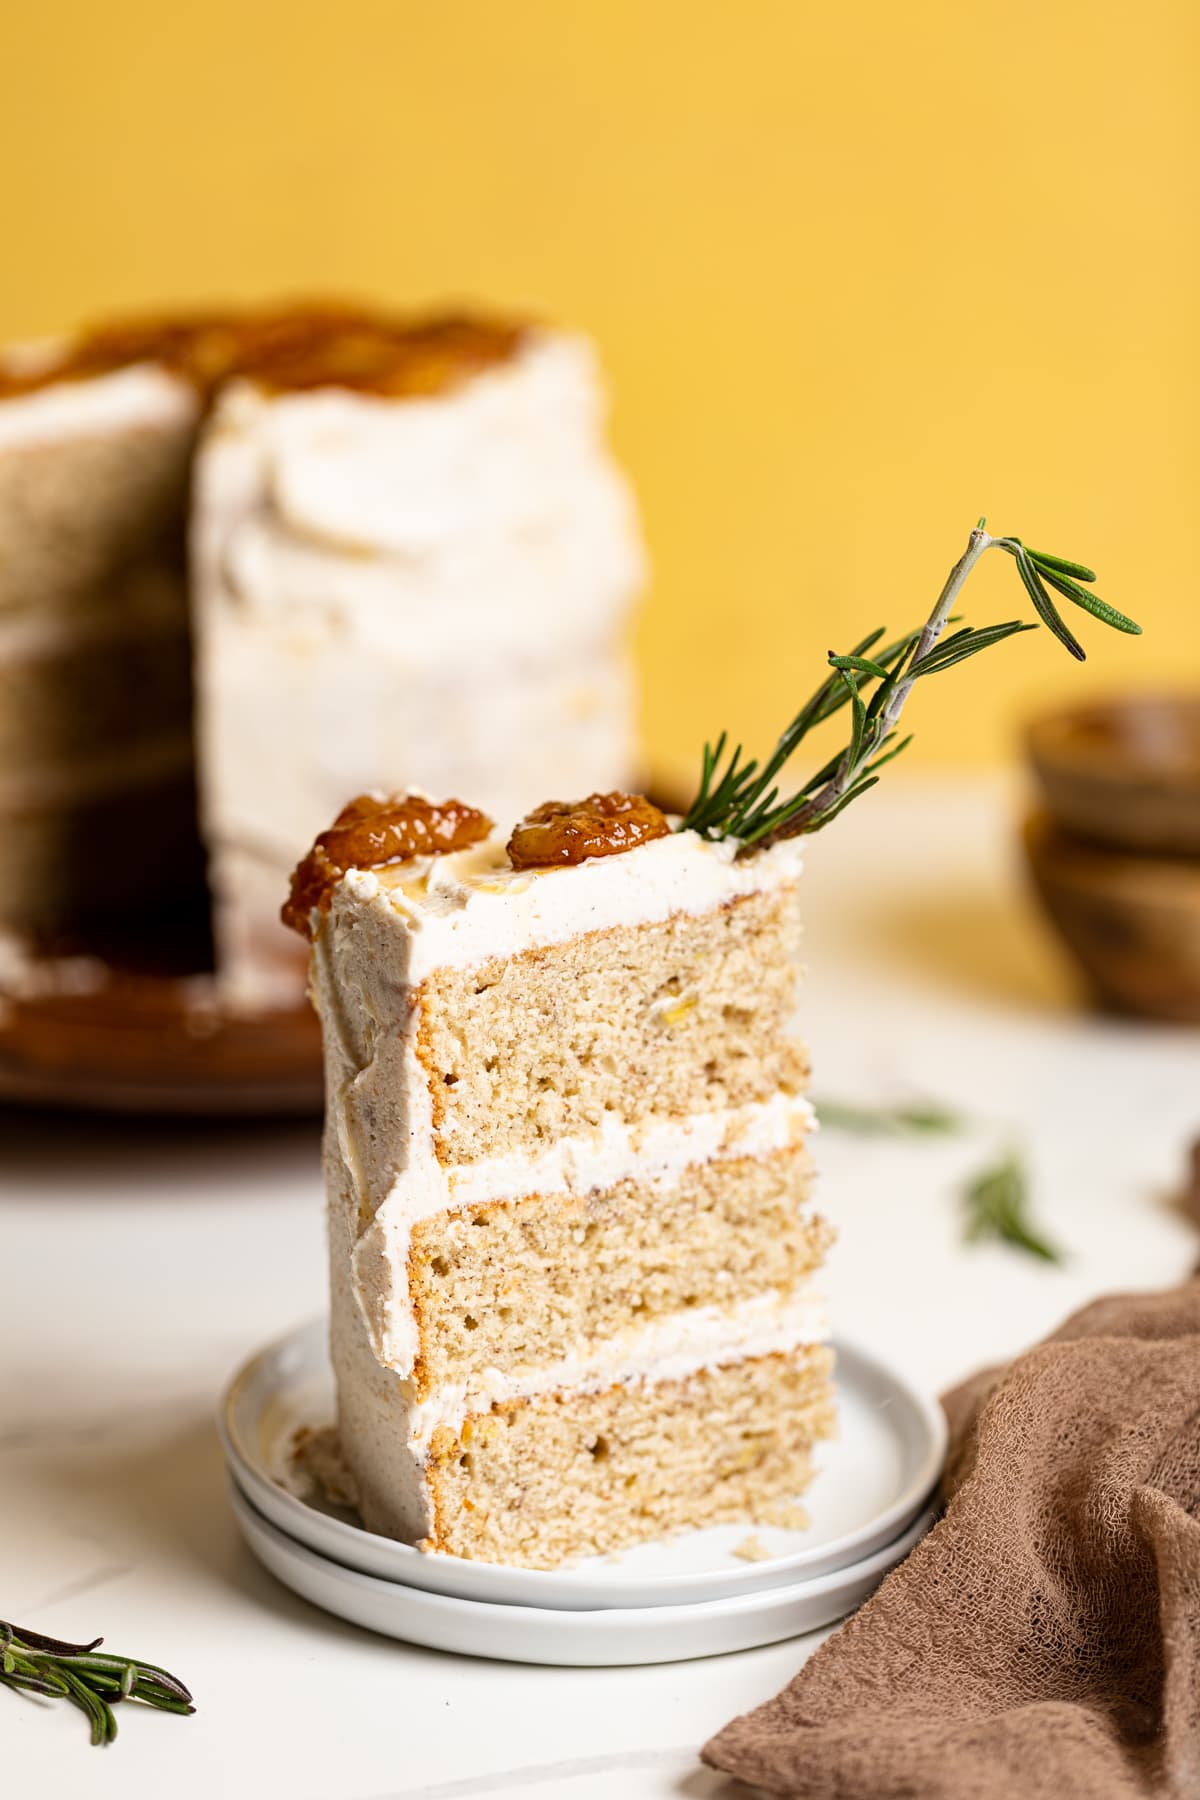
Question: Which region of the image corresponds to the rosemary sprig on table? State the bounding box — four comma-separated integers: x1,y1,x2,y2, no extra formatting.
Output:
962,1152,1062,1263
0,1620,194,1746
813,1098,963,1136
681,521,1141,845
816,1099,1063,1260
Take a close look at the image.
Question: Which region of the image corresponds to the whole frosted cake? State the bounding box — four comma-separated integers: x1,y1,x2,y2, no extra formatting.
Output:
0,305,643,1010
284,790,835,1567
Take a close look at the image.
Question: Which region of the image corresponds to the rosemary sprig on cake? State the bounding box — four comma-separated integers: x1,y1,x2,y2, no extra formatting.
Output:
0,1619,194,1746
682,520,1140,846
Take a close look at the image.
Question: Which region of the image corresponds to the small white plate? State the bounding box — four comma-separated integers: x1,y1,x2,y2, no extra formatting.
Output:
230,1479,937,1666
220,1318,945,1609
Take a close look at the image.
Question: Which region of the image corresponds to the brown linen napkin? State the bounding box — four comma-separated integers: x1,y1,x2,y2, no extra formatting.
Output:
704,1279,1200,1800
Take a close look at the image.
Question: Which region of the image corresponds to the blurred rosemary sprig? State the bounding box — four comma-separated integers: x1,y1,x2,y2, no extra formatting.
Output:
962,1151,1062,1263
681,520,1140,846
0,1620,194,1746
816,1097,1064,1262
813,1097,963,1136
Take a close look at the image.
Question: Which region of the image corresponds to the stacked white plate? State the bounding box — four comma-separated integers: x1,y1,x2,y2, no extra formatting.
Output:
220,1321,945,1666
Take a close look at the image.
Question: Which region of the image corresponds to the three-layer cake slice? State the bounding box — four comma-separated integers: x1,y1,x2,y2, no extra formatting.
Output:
286,790,835,1568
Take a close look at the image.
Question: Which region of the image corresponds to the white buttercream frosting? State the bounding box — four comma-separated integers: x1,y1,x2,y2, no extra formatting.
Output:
338,825,805,984
405,1287,830,1443
331,1259,827,1542
192,328,645,1010
0,360,197,450
221,332,635,557
352,1090,815,1373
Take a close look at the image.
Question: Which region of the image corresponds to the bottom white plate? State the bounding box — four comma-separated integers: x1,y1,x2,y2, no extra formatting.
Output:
230,1479,937,1666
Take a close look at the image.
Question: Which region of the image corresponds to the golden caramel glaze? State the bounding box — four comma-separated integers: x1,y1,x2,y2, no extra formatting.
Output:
0,302,530,402
507,792,670,871
235,309,528,397
282,792,494,939
0,309,246,399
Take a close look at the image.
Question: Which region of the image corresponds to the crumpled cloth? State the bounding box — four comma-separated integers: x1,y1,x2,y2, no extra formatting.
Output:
704,1280,1200,1799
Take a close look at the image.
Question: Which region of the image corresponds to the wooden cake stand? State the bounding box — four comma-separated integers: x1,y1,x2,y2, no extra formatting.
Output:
0,900,323,1115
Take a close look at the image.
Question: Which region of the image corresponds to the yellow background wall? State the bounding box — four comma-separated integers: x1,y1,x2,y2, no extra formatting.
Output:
4,1,1196,788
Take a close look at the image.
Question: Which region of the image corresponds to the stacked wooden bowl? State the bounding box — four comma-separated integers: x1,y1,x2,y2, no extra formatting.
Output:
1025,696,1200,1021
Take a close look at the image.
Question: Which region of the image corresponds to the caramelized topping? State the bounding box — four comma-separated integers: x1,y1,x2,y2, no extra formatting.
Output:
507,792,670,871
0,309,247,400
0,302,528,403
282,793,493,938
237,310,527,398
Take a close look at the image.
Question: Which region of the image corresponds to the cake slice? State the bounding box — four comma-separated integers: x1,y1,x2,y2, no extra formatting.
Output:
285,790,835,1568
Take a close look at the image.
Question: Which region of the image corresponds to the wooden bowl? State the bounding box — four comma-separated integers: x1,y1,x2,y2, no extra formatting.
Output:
1027,694,1200,855
1024,812,1200,1021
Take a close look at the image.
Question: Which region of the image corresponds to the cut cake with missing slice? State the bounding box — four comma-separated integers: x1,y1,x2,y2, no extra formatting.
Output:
285,790,836,1569
0,304,643,1015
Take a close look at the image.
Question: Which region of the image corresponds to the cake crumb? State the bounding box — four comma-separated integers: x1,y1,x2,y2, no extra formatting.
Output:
756,1499,812,1532
291,1424,360,1510
733,1533,772,1563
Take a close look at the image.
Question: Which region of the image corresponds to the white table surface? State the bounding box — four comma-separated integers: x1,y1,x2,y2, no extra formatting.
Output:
3,775,1197,1799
